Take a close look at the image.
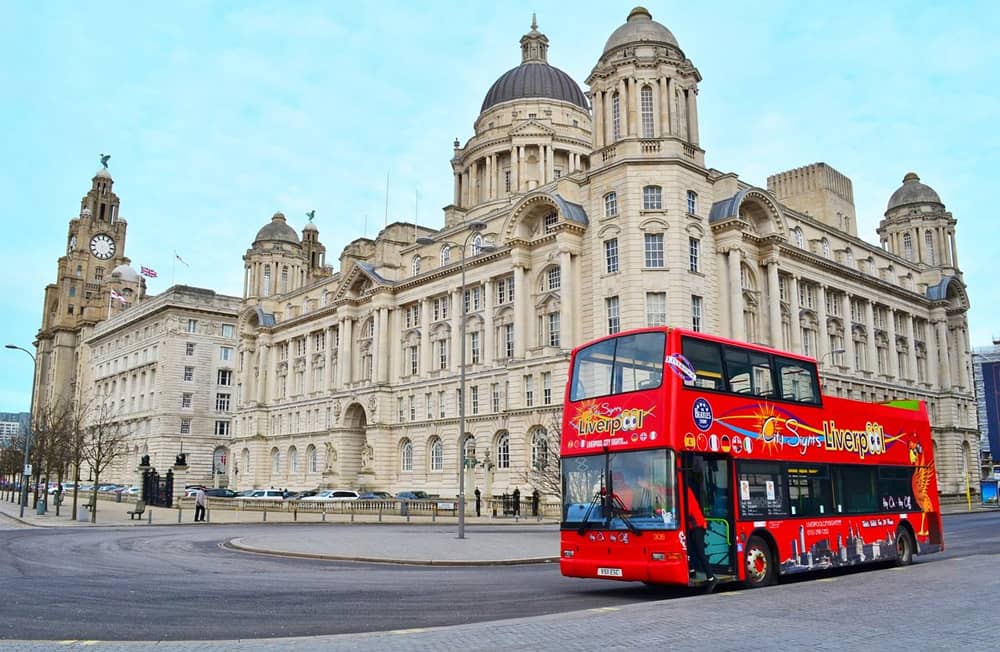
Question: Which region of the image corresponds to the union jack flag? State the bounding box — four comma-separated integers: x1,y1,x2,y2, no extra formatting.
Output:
110,289,128,304
140,266,158,278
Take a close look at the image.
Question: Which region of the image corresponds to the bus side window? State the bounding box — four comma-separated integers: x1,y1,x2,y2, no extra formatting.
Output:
682,337,724,391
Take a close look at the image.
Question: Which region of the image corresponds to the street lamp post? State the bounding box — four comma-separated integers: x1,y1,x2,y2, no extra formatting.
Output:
417,221,495,539
821,348,847,366
6,344,37,518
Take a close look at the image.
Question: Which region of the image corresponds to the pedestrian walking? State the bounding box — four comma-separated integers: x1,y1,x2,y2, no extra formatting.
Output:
474,487,482,517
194,487,206,522
512,487,521,517
531,488,540,517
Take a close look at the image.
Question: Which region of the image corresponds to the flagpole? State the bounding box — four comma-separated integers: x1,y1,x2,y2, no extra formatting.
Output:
172,251,176,286
107,289,113,319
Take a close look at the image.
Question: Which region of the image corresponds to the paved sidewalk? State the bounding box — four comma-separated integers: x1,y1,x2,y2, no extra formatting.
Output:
0,492,559,565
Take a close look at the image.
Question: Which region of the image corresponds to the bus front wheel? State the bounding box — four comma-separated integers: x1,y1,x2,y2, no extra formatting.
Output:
744,535,776,588
895,527,915,566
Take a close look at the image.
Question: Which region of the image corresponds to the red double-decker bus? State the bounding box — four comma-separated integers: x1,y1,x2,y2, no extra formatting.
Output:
559,327,943,589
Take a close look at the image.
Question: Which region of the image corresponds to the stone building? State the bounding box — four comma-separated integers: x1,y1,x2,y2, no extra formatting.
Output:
82,285,241,486
229,8,977,498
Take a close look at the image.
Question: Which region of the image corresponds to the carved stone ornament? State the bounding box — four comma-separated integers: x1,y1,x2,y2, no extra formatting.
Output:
361,441,374,470
333,401,341,417
325,442,338,470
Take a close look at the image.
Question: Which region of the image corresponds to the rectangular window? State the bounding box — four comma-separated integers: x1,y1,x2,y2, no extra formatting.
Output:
878,467,918,512
215,393,231,411
438,391,446,418
832,465,878,514
214,420,231,436
464,286,483,313
736,461,789,518
425,393,433,419
543,312,559,347
788,464,834,517
471,386,479,415
183,366,194,382
643,185,662,210
606,296,621,334
409,395,416,420
180,418,191,434
604,239,619,274
221,323,235,338
433,296,449,321
644,233,664,268
471,332,481,364
691,295,703,332
220,346,233,361
437,340,448,369
524,375,534,407
181,393,193,409
408,345,419,375
689,237,700,272
687,190,697,215
313,331,326,350
404,304,420,329
492,383,501,413
185,343,195,356
503,324,515,358
397,397,405,422
646,292,667,326
186,319,198,333
495,275,515,304
217,369,232,386
542,372,552,405
604,192,618,217
504,169,511,193
547,267,561,290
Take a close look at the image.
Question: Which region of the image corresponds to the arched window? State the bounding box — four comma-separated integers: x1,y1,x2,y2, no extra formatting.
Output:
821,238,831,258
642,185,662,210
640,85,654,137
903,233,913,261
400,439,413,471
270,447,280,474
263,265,271,295
306,444,317,473
440,244,451,265
429,437,443,471
463,435,476,467
531,427,549,470
846,249,855,267
604,192,618,217
471,234,484,256
496,432,510,469
288,446,298,473
793,227,804,248
924,230,935,265
280,266,289,293
686,190,698,215
411,255,421,275
611,91,621,139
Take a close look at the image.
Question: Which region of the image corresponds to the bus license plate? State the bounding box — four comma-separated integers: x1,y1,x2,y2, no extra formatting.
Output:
597,567,623,577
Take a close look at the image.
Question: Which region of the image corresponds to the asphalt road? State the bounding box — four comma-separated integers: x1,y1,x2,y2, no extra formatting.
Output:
0,512,997,645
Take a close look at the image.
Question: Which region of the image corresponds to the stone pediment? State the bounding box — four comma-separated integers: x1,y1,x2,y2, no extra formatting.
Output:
332,260,390,302
510,120,556,138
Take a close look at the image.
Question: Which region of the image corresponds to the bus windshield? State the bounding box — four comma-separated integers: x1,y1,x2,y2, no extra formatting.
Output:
569,331,665,401
562,449,678,531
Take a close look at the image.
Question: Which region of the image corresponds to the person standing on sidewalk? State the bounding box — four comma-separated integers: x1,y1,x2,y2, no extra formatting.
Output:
194,487,206,522
512,487,521,517
474,487,482,517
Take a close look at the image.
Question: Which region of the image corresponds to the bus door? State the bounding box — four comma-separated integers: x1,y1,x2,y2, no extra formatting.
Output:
684,453,736,578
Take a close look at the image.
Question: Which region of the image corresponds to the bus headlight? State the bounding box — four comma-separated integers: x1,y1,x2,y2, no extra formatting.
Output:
563,549,575,557
651,552,665,560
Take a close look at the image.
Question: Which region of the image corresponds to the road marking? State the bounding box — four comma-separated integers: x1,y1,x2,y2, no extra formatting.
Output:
391,628,428,635
58,641,77,645
81,642,100,646
817,578,837,582
590,606,621,613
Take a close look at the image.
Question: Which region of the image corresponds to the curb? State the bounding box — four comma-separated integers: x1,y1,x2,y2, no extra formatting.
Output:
223,537,559,567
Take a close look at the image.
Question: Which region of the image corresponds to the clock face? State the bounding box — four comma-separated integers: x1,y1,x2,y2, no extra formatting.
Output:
67,235,77,254
90,234,116,260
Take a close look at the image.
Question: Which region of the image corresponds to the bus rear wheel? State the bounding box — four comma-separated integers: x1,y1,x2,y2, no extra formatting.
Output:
744,535,776,588
895,527,915,566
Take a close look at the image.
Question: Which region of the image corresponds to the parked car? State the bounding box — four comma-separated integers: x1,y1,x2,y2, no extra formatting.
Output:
204,488,239,498
358,491,393,500
396,490,430,500
300,489,359,502
122,486,141,496
234,489,285,500
294,490,319,500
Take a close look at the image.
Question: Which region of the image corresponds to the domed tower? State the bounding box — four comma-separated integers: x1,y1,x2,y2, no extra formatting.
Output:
107,258,146,315
878,172,960,277
301,215,330,280
587,7,703,168
447,15,592,225
243,212,305,300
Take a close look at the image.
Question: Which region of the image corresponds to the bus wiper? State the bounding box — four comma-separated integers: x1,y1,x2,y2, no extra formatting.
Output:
610,493,641,536
576,490,604,535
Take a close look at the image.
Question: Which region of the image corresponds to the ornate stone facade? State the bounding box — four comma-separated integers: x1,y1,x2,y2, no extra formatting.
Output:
228,9,977,497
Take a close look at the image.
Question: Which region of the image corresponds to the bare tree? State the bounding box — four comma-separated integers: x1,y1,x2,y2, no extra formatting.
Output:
80,394,129,523
519,408,563,499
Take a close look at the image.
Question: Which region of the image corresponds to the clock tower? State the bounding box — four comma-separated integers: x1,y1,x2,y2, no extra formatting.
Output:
35,160,146,412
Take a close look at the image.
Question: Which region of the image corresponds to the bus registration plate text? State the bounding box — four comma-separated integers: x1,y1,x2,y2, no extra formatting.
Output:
597,567,623,577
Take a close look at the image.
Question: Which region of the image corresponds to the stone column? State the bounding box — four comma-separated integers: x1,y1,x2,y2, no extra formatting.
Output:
790,276,802,353
510,146,518,194
727,249,743,341
617,79,628,137
420,299,431,377
453,170,461,205
340,318,353,386
842,293,855,372
517,146,526,192
560,248,574,347
949,230,959,268
377,306,390,384
484,278,495,365
256,344,269,404
627,77,638,137
666,77,676,135
546,145,555,183
935,319,952,389
451,288,463,371
593,91,604,147
485,154,493,201
906,314,918,382
513,263,528,357
886,308,899,378
766,261,782,348
327,325,337,390
659,76,670,137
817,286,829,363
462,168,470,207
605,87,615,142
687,88,699,145
865,301,877,374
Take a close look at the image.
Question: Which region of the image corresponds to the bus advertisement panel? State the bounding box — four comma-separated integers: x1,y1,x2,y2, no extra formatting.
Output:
560,327,942,590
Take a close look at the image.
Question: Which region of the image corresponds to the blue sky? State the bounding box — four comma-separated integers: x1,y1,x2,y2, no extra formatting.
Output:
2,0,998,411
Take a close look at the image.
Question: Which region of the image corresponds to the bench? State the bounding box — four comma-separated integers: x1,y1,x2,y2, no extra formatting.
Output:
127,500,146,520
